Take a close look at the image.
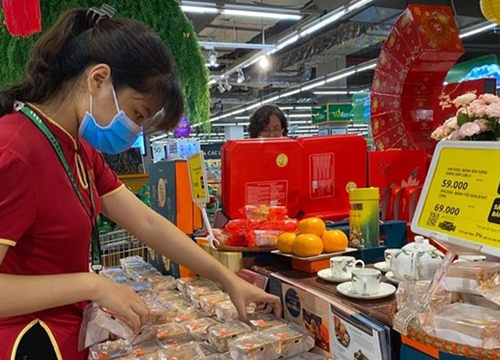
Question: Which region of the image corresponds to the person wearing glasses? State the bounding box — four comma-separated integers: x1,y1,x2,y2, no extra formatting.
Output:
248,104,289,138
0,5,281,360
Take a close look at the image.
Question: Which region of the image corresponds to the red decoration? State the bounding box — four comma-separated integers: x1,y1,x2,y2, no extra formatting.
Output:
2,0,42,37
370,4,465,154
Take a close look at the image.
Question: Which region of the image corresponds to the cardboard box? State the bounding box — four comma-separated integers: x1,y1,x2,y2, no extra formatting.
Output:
149,160,202,234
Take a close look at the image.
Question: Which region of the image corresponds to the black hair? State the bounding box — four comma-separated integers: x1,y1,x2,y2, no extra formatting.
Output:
248,104,288,138
0,7,184,132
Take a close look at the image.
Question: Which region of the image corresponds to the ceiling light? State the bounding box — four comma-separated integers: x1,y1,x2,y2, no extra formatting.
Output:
288,114,311,118
273,34,300,52
237,69,245,84
222,9,301,20
326,70,355,83
301,80,326,91
208,79,216,86
301,9,346,37
347,0,373,11
244,102,262,111
200,41,275,50
224,79,232,91
279,89,301,98
459,22,497,38
314,91,350,95
217,81,225,93
208,49,218,66
261,95,280,104
356,61,377,72
181,5,218,14
259,56,270,70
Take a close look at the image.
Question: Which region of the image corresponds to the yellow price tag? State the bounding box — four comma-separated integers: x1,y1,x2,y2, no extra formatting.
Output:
414,142,500,253
187,152,209,203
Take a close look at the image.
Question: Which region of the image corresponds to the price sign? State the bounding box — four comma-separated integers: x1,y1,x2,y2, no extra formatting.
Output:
187,151,209,204
412,141,500,256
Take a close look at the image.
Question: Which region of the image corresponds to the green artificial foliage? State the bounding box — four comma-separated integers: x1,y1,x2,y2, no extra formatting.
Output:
0,0,211,131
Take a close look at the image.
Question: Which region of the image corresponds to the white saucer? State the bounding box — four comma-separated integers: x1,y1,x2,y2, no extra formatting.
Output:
385,271,401,285
373,262,390,273
317,268,351,283
337,282,396,300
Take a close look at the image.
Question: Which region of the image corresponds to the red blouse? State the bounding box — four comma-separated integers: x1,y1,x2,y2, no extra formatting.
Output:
0,106,124,360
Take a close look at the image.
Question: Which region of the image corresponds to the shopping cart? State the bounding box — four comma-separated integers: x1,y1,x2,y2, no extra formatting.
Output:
99,229,149,268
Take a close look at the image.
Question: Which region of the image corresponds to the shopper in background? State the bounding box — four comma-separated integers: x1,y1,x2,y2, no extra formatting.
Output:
248,104,289,138
0,5,280,360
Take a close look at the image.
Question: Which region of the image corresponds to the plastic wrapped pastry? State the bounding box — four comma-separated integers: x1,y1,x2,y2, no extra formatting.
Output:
229,333,280,360
88,339,132,360
260,323,315,357
208,320,252,352
215,300,239,322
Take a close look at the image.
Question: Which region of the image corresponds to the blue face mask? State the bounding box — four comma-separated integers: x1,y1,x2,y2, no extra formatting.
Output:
79,87,141,154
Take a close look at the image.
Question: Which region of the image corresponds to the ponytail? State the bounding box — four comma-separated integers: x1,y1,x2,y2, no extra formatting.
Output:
0,6,184,131
0,9,90,117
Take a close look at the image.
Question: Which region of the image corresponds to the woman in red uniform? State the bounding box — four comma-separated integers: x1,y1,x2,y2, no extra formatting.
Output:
0,5,281,360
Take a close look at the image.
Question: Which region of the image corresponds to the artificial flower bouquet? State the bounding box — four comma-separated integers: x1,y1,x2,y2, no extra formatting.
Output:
431,93,500,141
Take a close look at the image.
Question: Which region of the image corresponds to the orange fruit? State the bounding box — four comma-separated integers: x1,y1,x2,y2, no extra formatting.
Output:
277,232,296,254
298,217,326,237
293,234,323,257
322,230,348,253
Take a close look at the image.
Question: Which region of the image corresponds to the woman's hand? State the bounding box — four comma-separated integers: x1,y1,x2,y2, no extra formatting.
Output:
225,277,282,322
90,275,150,332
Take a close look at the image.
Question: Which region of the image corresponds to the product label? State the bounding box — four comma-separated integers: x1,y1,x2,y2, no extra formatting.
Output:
309,153,335,199
417,147,500,248
187,152,209,203
245,181,288,207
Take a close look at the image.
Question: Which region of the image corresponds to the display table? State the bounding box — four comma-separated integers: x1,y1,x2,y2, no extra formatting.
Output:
254,263,483,360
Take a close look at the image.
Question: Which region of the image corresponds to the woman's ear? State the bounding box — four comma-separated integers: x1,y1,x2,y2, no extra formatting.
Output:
87,64,112,96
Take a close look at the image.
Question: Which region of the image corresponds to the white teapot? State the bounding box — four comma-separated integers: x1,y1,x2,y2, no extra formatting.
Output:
391,236,444,281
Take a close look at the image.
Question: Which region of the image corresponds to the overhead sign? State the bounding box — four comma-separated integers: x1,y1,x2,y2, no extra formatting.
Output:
412,141,500,256
312,103,353,124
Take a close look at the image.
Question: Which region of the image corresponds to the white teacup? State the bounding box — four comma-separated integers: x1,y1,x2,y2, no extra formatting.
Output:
330,256,365,279
384,249,400,269
351,268,382,295
457,254,487,262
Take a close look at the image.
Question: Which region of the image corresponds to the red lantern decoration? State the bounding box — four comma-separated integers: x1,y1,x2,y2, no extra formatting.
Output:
2,0,42,37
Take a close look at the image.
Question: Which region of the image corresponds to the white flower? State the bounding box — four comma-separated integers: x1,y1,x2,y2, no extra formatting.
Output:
473,119,489,132
459,122,481,137
479,93,499,104
443,116,459,130
486,102,500,118
453,93,477,107
469,99,487,117
446,130,465,141
431,126,447,140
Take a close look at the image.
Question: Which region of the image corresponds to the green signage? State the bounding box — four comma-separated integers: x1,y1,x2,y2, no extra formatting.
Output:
352,92,371,124
311,105,327,124
327,103,353,122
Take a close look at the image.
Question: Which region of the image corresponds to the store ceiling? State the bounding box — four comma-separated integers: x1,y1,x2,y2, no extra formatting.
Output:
165,0,499,143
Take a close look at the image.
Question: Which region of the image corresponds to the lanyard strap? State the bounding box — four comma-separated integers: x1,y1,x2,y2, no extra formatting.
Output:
17,103,103,271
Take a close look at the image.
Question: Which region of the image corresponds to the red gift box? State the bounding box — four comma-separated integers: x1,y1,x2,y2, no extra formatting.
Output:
377,47,409,82
384,32,414,68
368,149,428,220
370,111,402,137
371,93,402,116
372,69,403,95
396,5,464,62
